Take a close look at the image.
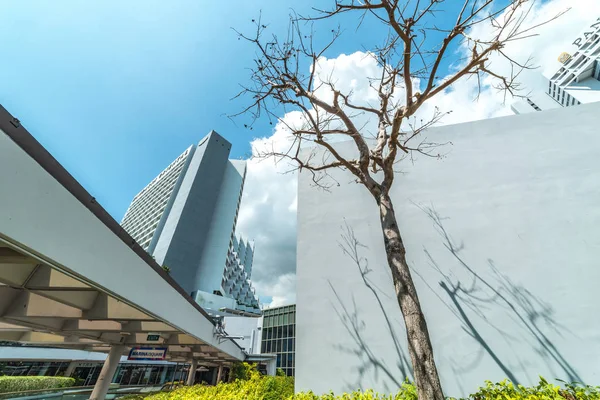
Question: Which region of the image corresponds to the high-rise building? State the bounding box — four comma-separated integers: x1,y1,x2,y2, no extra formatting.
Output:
511,17,600,114
260,304,296,376
121,146,193,251
121,131,260,316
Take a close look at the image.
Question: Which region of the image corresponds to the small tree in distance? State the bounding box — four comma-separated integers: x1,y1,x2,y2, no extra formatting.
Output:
235,1,565,399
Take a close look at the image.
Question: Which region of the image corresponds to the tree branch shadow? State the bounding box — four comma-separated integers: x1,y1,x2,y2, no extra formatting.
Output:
414,203,583,385
326,221,413,392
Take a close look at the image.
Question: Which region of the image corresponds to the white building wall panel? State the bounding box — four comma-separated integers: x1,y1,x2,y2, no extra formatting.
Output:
296,103,600,397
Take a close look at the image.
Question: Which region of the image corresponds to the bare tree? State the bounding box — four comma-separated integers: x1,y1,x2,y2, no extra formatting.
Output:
235,1,565,398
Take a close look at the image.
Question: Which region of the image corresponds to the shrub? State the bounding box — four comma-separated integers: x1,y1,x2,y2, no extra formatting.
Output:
462,377,600,400
229,362,257,381
0,376,75,394
292,380,417,400
124,363,293,400
120,375,600,400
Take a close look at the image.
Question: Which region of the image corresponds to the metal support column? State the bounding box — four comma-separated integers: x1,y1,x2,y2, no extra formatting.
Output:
216,365,223,384
186,359,198,386
89,345,125,400
64,361,78,377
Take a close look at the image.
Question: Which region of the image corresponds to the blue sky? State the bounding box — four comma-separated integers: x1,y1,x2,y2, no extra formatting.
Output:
0,1,482,220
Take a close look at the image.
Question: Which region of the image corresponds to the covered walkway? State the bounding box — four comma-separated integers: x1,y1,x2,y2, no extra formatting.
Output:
0,105,245,398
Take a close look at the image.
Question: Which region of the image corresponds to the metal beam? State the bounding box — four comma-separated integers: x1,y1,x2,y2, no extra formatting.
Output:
4,291,82,319
166,334,208,346
0,247,35,264
25,264,92,290
84,294,153,321
123,321,177,332
32,290,99,310
62,319,123,332
0,286,22,315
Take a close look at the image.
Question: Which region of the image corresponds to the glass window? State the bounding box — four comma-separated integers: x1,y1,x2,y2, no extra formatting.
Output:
287,338,293,352
266,341,272,353
277,327,283,339
113,366,124,383
45,362,65,377
276,354,282,368
282,325,289,338
129,366,146,385
291,312,296,324
289,325,295,337
282,339,288,352
291,338,295,352
283,314,289,325
275,340,281,353
148,366,160,385
288,353,294,368
261,341,266,353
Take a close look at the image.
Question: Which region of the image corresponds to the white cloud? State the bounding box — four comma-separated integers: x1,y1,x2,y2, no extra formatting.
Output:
238,0,600,307
259,273,297,308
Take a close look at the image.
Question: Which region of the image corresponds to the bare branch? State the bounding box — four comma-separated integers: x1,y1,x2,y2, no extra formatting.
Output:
233,2,566,399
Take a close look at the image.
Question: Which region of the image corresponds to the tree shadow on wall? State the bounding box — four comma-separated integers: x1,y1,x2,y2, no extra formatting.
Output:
414,204,582,385
327,221,413,393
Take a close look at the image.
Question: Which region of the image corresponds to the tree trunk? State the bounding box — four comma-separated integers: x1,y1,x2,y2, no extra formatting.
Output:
378,193,444,400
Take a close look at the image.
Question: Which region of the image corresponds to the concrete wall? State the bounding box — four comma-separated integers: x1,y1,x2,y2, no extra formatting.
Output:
196,159,245,295
153,132,231,296
148,145,196,254
296,103,600,397
223,316,261,354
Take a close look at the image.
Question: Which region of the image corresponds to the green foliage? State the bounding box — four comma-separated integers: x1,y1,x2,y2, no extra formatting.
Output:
292,380,417,400
459,377,600,400
229,362,258,381
0,376,75,394
277,368,287,377
133,363,293,400
120,374,600,400
161,265,171,274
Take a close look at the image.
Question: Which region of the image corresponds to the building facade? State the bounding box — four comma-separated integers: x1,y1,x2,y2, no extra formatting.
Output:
295,103,600,397
260,305,296,377
121,131,259,315
222,316,262,355
121,146,193,252
0,347,190,387
512,17,600,114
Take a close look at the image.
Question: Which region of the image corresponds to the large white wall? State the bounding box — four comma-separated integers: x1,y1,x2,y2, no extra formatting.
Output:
296,103,600,397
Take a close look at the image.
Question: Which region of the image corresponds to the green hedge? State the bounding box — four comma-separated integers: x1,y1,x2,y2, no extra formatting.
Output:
0,376,76,394
120,363,600,400
121,368,293,400
125,378,600,400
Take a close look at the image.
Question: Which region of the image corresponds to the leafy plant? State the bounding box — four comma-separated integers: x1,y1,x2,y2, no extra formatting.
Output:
161,265,171,274
124,363,293,400
229,362,258,381
454,377,600,400
119,375,600,400
0,376,75,394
